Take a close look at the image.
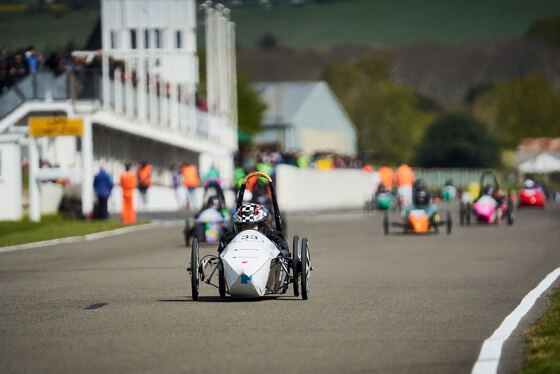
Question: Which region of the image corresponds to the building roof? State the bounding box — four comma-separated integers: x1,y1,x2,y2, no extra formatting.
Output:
518,138,560,152
253,82,320,126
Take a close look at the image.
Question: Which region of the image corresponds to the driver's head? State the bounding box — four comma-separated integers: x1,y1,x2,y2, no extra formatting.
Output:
482,185,495,196
413,179,429,204
523,179,535,189
233,203,270,233
413,187,429,205
206,195,222,210
413,179,427,191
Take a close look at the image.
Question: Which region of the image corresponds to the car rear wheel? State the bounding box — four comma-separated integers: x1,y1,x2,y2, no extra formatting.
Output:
292,235,300,297
383,212,389,235
300,238,310,300
218,265,226,298
190,238,199,301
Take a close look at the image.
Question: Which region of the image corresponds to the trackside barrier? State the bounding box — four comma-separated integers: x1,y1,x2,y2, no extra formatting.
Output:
107,186,236,213
412,168,488,189
276,165,379,211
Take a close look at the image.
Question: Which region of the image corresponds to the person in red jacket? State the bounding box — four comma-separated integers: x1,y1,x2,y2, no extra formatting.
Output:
137,161,153,211
120,162,137,224
182,162,201,210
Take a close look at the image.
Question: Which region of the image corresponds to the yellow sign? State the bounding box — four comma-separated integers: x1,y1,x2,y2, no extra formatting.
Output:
29,117,84,137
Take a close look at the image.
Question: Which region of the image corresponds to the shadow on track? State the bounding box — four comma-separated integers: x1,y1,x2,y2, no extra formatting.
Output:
158,296,301,303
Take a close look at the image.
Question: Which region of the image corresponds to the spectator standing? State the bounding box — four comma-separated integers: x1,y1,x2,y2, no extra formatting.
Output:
182,163,200,210
120,162,137,224
396,164,415,209
256,158,272,191
171,164,182,209
204,164,220,182
137,161,153,210
93,164,113,219
297,153,310,168
233,166,246,197
378,166,394,189
25,46,38,73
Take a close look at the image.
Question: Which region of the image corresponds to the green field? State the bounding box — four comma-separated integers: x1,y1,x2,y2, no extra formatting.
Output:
0,9,99,52
0,214,134,247
231,0,560,48
1,0,560,52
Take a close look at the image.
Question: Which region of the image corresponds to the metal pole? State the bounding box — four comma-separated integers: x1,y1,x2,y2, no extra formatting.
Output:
114,68,122,114
28,136,40,222
125,60,134,117
229,20,238,150
81,117,94,218
101,0,110,110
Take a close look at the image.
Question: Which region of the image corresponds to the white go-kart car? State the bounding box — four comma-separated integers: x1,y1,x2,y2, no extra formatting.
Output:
187,172,312,300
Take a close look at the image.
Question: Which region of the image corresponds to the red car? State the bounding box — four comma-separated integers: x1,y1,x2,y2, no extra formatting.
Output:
519,188,546,207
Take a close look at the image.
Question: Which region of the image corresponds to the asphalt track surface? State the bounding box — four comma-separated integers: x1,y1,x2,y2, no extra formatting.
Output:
1,203,559,374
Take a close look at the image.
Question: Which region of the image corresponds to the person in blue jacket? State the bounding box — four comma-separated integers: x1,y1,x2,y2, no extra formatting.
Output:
93,165,114,219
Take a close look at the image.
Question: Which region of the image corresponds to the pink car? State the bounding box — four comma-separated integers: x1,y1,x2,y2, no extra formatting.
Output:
460,171,514,226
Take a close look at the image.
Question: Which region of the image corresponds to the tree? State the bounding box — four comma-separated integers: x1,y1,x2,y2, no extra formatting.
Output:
525,15,560,49
414,113,501,168
322,58,435,164
473,74,560,149
237,72,267,136
257,33,278,49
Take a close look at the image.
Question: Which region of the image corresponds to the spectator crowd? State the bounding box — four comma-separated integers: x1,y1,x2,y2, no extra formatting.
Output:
234,147,373,179
0,45,105,93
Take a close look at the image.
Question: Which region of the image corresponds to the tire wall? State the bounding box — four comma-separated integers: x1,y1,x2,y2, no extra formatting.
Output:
276,165,380,211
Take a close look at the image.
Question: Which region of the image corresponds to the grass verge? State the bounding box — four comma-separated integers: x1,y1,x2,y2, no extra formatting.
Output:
519,287,560,374
0,214,136,247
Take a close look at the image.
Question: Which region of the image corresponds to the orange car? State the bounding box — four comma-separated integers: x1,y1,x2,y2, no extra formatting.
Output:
383,179,452,235
384,208,452,235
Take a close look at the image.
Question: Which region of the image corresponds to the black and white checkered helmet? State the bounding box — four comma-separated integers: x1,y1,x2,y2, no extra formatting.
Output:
233,203,270,233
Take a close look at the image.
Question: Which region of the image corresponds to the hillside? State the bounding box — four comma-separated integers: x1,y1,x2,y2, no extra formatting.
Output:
237,39,560,108
2,0,560,53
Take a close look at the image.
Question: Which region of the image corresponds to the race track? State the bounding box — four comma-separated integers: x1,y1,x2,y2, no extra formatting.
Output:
1,203,559,373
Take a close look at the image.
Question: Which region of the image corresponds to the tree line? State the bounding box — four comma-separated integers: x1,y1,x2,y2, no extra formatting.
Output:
237,15,560,168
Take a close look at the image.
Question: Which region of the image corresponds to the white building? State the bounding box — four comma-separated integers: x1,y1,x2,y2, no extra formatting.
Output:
253,81,357,156
0,0,237,220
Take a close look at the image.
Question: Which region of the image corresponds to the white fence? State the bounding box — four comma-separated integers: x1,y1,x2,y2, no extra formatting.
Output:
276,165,379,211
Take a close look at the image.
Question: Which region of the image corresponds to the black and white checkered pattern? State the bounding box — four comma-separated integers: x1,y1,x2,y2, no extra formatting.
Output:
234,203,268,224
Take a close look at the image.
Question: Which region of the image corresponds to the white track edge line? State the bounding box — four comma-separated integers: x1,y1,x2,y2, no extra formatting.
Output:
0,220,183,253
471,267,560,374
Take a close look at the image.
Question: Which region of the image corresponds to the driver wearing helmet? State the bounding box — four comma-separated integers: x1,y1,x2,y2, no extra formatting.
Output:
412,180,431,206
217,203,289,256
205,195,222,211
477,185,502,215
523,178,535,189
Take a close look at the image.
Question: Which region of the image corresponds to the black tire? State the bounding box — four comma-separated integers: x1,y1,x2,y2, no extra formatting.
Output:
300,238,310,300
383,211,389,235
292,235,300,297
218,266,226,298
507,196,514,226
191,238,199,301
447,211,452,235
466,203,472,226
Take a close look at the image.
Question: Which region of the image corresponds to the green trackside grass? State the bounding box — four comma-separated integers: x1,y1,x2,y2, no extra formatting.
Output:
519,287,560,374
0,214,137,247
